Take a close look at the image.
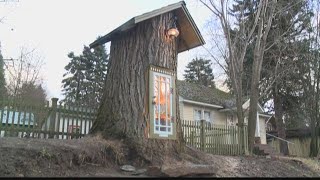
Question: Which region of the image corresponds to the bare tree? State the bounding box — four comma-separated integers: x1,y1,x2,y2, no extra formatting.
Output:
4,46,45,97
200,0,277,153
247,0,277,153
304,1,320,157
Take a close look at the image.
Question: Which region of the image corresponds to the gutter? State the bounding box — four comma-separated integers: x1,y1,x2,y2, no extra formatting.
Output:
182,99,223,109
259,113,272,118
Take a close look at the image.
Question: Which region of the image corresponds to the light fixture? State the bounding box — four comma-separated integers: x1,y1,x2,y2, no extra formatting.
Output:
167,16,179,38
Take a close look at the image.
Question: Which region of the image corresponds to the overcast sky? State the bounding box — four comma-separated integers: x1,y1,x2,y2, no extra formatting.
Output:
0,0,226,100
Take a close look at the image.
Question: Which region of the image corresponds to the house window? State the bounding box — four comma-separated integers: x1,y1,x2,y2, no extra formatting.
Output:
194,109,201,121
149,66,176,139
204,111,211,122
194,109,211,123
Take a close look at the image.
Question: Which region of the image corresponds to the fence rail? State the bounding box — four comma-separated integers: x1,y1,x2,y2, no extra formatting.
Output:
0,99,248,156
182,120,248,156
0,98,96,139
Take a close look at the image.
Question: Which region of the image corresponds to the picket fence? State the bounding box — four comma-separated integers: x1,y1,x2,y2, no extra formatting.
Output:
182,120,248,155
0,98,97,139
0,99,248,156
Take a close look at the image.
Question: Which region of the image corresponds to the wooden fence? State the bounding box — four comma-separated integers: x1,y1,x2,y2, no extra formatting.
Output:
0,100,248,156
0,98,97,139
268,136,320,157
182,120,248,156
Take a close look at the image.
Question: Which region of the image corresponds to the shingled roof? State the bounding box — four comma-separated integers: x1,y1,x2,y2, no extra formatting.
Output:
177,80,235,108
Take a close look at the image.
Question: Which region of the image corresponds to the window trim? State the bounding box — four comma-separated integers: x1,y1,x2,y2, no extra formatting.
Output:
204,110,211,122
194,108,211,123
194,109,202,121
148,65,176,140
153,72,173,136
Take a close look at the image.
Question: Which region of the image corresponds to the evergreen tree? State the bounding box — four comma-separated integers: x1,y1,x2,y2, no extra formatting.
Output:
0,43,7,100
61,44,108,107
184,57,215,88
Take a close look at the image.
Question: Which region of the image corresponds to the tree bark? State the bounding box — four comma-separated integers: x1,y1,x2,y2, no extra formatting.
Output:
90,12,184,165
273,86,289,155
309,50,320,157
247,51,260,153
247,0,277,153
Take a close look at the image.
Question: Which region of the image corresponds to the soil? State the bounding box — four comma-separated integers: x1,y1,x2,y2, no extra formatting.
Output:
0,136,319,177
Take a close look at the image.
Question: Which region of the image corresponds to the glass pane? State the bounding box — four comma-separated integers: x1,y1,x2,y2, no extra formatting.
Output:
160,77,166,125
160,127,166,132
166,79,171,124
204,111,210,122
194,110,201,121
166,77,170,83
152,72,174,135
154,75,159,124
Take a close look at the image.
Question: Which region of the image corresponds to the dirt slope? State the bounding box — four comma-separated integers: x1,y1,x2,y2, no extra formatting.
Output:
0,137,319,177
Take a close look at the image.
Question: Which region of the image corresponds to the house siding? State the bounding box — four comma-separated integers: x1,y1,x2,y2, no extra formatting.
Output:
181,103,194,121
212,110,227,125
180,103,226,125
259,117,267,144
179,100,269,145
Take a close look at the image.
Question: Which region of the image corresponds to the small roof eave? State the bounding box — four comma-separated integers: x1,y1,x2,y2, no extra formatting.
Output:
90,1,205,52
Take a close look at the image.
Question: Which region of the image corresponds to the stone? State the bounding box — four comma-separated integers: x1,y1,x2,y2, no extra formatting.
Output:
266,155,271,159
120,165,136,172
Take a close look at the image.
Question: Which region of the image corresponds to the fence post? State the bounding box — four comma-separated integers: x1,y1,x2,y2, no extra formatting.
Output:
49,98,58,139
200,119,205,152
190,131,195,147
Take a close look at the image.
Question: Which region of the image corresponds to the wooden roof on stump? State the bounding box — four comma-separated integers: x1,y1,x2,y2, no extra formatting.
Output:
90,1,205,53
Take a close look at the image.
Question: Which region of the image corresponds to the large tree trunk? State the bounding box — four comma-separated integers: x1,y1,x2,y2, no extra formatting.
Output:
90,12,184,165
273,86,289,155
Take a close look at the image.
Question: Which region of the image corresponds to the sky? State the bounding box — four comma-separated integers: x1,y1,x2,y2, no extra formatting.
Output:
0,0,226,100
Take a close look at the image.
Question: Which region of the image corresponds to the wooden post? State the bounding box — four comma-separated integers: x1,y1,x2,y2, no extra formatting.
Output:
56,101,62,139
200,119,205,152
49,98,58,138
190,131,195,147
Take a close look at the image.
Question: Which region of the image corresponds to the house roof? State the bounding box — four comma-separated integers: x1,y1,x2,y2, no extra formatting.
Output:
177,81,270,114
177,80,235,108
89,1,205,53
